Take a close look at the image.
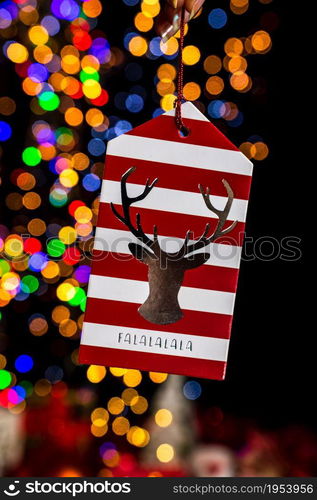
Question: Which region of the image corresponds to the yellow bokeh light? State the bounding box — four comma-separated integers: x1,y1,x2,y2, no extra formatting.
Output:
123,369,142,387
224,37,244,57
91,407,109,425
121,388,138,405
206,76,224,95
28,25,49,45
28,218,46,236
61,54,80,75
155,409,173,427
141,1,160,18
107,397,125,415
87,365,107,383
112,416,130,436
160,37,178,56
34,45,53,64
82,0,102,17
85,108,104,128
91,423,108,437
0,354,7,369
134,12,154,32
65,107,83,127
1,272,20,291
74,206,93,224
228,55,247,73
19,6,39,26
182,45,201,65
127,426,150,447
59,318,77,337
251,30,272,53
230,71,251,92
149,372,168,383
4,236,23,257
157,63,176,82
23,192,41,210
82,80,102,99
130,396,148,414
7,43,29,63
59,168,79,188
0,289,11,307
22,78,42,96
52,305,70,324
72,152,90,171
156,443,174,463
38,143,56,161
156,80,175,97
183,82,201,101
81,55,100,71
204,55,222,74
58,226,77,245
110,367,128,377
250,141,269,160
129,36,148,57
161,93,176,111
56,282,76,301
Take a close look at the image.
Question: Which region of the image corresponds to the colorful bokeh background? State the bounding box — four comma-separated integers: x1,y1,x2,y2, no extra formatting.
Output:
0,0,313,477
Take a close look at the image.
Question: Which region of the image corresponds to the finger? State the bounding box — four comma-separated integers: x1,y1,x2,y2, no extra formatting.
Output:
156,0,205,42
156,3,191,43
184,0,205,19
166,0,185,8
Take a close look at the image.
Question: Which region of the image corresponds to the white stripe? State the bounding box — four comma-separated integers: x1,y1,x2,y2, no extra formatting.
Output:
100,181,248,222
81,322,229,362
87,275,235,316
94,227,242,270
107,135,253,176
164,101,209,122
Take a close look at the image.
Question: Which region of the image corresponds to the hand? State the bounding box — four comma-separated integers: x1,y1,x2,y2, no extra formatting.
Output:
155,0,206,43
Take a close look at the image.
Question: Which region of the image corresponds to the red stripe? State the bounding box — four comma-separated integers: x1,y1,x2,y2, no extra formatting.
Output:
97,203,245,247
126,114,239,152
104,156,252,200
84,298,233,339
79,344,226,380
91,252,239,293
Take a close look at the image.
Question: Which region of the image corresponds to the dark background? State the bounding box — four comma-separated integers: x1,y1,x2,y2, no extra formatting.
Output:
0,0,310,438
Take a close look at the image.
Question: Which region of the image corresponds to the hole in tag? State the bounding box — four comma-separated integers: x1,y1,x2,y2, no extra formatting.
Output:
178,125,190,138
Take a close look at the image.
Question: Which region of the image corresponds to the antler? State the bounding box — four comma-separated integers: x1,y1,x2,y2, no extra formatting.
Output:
110,167,159,252
111,168,237,259
180,179,237,255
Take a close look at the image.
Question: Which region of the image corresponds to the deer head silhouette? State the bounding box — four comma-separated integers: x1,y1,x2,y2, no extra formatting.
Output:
111,167,237,325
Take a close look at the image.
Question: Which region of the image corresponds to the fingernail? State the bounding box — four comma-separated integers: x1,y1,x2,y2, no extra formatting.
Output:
189,1,199,19
161,14,180,43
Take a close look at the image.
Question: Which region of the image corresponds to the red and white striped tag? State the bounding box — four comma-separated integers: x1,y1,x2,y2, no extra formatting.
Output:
79,102,253,380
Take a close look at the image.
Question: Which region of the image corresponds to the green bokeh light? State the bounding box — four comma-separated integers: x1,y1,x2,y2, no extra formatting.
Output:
79,69,100,83
21,275,39,293
47,239,66,257
0,259,11,276
22,146,42,166
38,91,60,111
0,369,11,390
68,287,86,307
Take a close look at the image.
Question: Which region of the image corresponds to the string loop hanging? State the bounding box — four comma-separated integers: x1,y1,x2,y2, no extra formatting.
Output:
174,7,189,136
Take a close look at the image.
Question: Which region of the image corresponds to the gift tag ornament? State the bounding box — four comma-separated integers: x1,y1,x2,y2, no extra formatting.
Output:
79,101,253,380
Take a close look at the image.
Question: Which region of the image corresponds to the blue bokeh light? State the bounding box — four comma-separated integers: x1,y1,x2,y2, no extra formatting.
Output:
183,380,202,400
0,120,12,141
208,8,227,29
126,94,144,113
15,354,34,373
